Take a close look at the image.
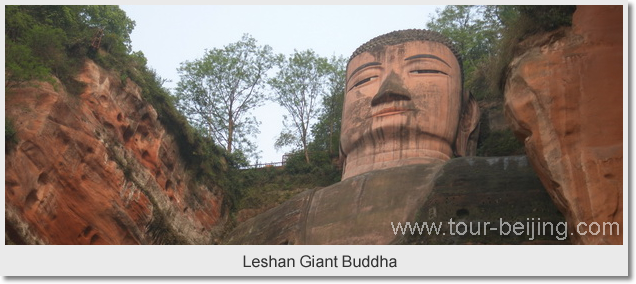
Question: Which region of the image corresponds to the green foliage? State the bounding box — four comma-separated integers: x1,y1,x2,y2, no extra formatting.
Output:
476,129,525,157
147,204,188,245
5,40,53,88
426,5,574,101
134,66,229,186
175,34,276,158
427,5,501,86
234,167,294,211
310,56,346,156
283,150,340,181
5,5,134,96
485,5,575,99
259,55,345,208
79,5,136,52
427,5,575,156
24,24,67,68
269,50,333,163
517,6,576,33
4,5,234,208
233,151,341,212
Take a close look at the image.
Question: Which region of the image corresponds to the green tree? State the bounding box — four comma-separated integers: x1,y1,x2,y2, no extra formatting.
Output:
310,55,346,156
269,50,331,163
5,40,52,88
426,5,575,157
80,5,136,53
5,5,136,90
426,5,503,93
426,5,574,100
5,6,57,88
175,34,277,158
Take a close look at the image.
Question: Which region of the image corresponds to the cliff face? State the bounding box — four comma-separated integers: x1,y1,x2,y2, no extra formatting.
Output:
5,60,226,245
225,156,567,245
504,6,622,244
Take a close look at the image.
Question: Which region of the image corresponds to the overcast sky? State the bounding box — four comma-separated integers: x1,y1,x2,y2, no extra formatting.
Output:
120,5,445,163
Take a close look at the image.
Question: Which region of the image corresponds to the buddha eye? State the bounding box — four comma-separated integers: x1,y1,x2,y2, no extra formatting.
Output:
410,70,448,75
350,76,378,90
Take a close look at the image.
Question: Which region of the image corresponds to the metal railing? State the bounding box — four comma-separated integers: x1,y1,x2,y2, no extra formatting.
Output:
239,161,284,170
239,154,293,170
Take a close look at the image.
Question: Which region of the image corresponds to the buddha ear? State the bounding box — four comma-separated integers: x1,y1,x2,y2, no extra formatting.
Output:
339,142,347,175
454,90,481,157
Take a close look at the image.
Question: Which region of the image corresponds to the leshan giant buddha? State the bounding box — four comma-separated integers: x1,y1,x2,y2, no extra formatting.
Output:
224,29,485,245
341,29,480,179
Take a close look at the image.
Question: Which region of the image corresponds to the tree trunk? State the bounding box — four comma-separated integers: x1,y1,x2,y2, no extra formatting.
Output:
227,117,234,153
302,130,310,163
328,117,334,155
304,146,310,164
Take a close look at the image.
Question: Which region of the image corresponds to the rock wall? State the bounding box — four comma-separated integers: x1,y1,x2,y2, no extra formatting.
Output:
225,156,567,245
504,5,622,244
395,156,569,245
5,60,226,245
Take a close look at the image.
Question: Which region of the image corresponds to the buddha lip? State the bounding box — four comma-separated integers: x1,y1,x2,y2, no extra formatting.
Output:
372,107,413,117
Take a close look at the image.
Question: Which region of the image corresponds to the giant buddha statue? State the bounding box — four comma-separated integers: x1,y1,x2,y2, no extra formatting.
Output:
340,29,480,179
224,29,564,245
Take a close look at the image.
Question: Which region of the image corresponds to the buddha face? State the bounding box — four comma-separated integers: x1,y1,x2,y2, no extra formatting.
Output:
340,40,465,178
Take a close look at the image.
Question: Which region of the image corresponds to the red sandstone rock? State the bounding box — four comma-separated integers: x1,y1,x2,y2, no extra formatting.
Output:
5,60,226,245
504,5,622,244
225,157,568,245
341,31,480,180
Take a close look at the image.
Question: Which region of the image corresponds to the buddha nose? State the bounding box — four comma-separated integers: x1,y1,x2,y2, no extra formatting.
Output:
371,71,412,107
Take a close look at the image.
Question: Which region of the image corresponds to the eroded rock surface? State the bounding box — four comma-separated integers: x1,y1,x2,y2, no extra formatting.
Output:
504,5,622,244
5,60,226,245
394,156,569,245
224,156,567,245
341,30,480,180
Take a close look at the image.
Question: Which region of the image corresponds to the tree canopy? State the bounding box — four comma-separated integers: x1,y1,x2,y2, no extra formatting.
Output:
426,5,575,100
309,56,346,156
426,5,575,156
425,5,505,98
4,5,232,190
175,34,277,160
269,50,332,163
5,5,135,89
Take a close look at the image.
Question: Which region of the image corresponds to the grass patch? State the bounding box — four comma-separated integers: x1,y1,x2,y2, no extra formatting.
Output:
232,151,341,213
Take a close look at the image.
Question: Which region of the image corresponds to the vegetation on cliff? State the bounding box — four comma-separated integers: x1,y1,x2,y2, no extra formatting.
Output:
4,5,577,233
175,34,278,159
426,5,576,156
4,5,342,223
5,5,237,207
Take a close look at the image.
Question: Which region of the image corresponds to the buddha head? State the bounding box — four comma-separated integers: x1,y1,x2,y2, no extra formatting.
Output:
340,29,480,179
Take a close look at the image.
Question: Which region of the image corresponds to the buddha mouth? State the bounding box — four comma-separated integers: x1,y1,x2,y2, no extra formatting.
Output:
372,107,414,117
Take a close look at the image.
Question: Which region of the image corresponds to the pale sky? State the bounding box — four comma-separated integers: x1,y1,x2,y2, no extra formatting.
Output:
120,5,445,163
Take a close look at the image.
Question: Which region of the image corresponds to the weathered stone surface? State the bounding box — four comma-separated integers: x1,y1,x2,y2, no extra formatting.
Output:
225,162,443,244
223,189,315,245
504,5,622,244
224,156,566,245
394,156,569,245
304,162,442,244
5,60,226,245
341,30,480,180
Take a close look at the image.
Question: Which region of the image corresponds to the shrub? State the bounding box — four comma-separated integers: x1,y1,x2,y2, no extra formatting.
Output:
477,129,525,157
487,5,576,99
